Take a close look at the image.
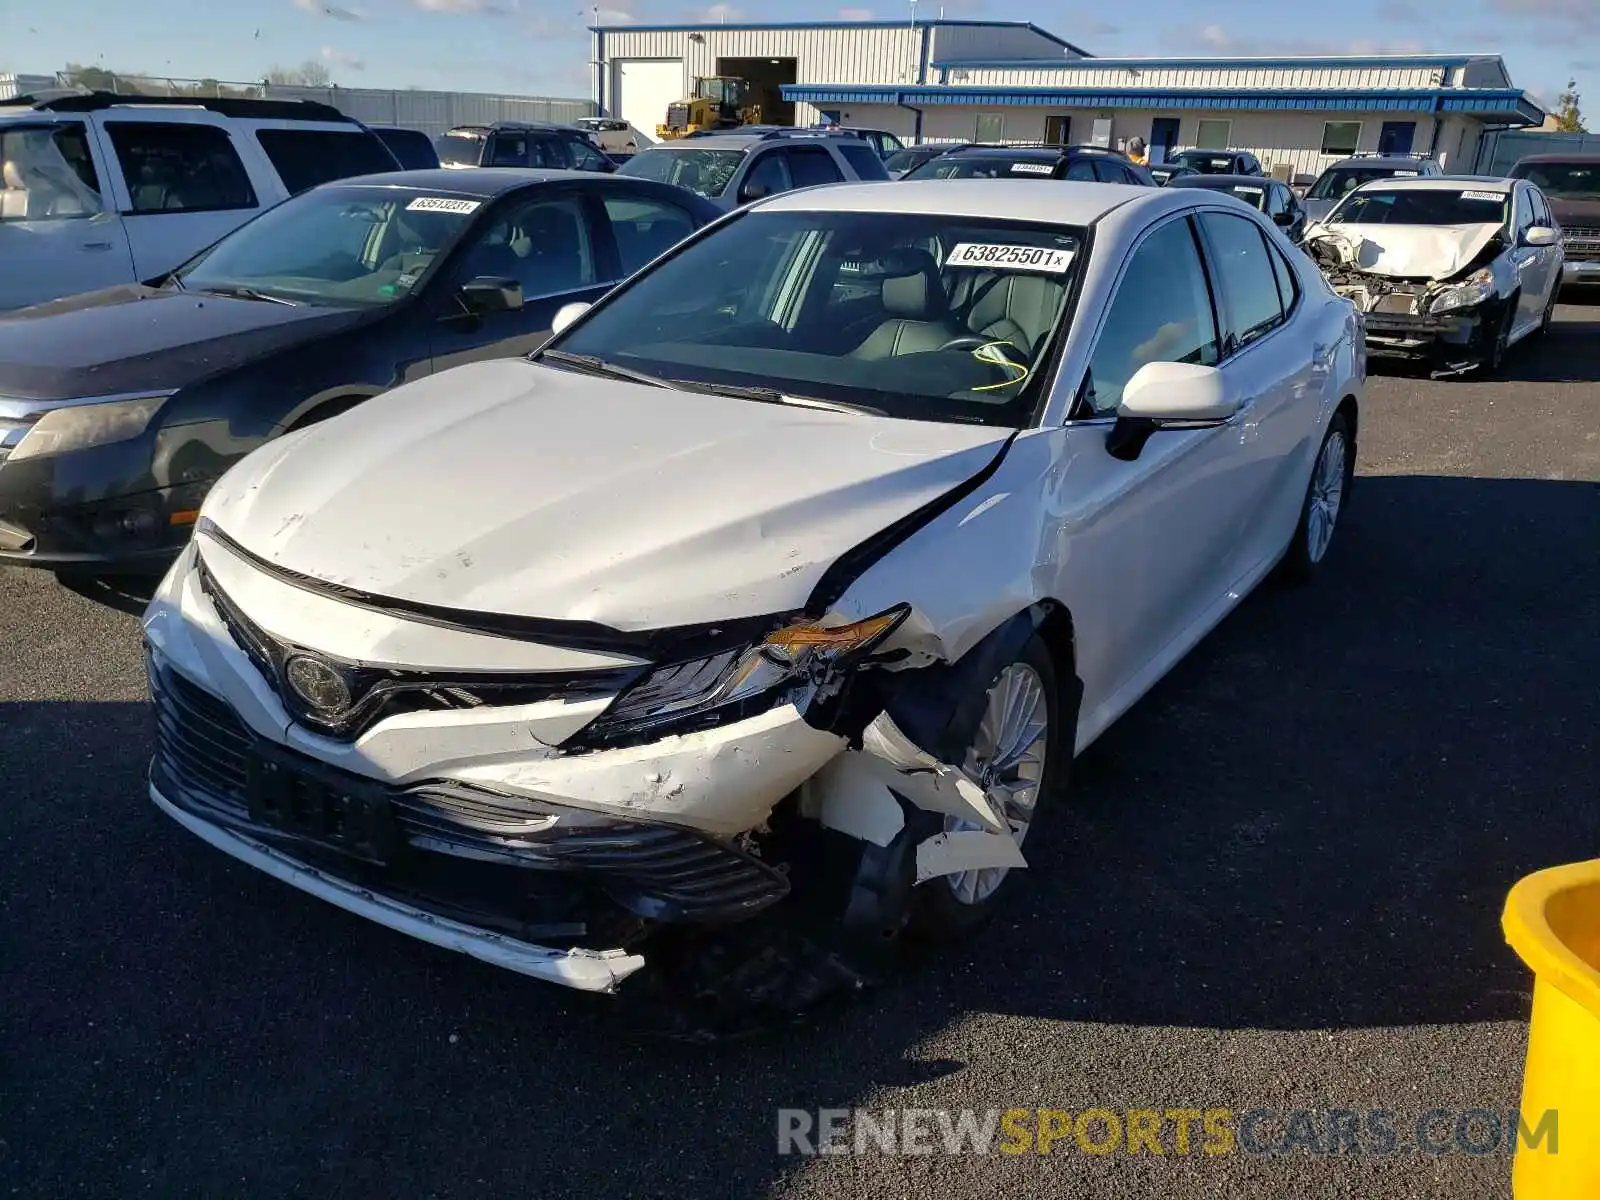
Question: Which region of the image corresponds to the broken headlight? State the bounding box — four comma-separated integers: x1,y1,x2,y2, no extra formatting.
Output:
1428,270,1496,316
580,607,907,744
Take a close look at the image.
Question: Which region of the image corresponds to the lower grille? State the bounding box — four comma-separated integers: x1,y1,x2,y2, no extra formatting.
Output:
149,659,789,922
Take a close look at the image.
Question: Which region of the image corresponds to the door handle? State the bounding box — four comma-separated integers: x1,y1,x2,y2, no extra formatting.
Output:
81,241,114,252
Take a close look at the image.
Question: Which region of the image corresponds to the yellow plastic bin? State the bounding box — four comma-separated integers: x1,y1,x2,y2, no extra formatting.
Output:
1502,858,1600,1199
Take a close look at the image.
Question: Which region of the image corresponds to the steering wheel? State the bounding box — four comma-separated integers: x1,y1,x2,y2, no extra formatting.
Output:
937,335,991,353
938,335,1031,367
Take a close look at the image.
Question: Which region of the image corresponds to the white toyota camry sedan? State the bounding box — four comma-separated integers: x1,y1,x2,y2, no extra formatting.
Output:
142,180,1365,999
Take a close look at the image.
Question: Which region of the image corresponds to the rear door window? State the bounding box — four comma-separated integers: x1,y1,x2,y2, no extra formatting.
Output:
1063,159,1097,181
255,129,398,195
104,122,256,213
836,141,889,180
567,139,611,171
1197,210,1287,353
486,132,530,167
601,192,699,276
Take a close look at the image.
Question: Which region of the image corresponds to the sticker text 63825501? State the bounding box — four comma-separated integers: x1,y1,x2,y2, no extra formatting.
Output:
1460,190,1505,203
406,196,482,214
946,242,1076,274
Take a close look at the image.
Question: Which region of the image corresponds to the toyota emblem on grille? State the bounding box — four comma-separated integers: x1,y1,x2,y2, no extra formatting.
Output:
284,655,352,715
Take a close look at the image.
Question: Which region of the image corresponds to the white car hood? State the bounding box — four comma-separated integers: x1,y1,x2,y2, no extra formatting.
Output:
1304,222,1502,280
202,358,1011,631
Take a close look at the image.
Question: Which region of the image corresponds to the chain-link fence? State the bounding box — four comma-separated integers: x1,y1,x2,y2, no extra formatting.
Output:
2,72,594,138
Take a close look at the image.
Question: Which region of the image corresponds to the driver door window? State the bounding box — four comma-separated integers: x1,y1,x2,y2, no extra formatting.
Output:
453,194,597,299
486,133,529,167
1081,217,1220,416
567,139,610,171
742,152,790,200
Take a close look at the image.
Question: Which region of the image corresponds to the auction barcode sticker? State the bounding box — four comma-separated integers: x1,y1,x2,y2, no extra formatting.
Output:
1009,162,1055,175
1461,190,1504,202
1233,185,1264,194
947,242,1075,273
406,197,482,214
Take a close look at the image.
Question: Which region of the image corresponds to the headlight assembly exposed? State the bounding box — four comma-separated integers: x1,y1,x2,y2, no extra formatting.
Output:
7,394,171,463
583,607,908,743
1428,270,1496,316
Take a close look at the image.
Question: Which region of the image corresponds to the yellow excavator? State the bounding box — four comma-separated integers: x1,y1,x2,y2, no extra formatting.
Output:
656,76,762,140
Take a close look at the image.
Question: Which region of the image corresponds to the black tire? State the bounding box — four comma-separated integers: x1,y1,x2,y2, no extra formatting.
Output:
1280,410,1354,583
1479,297,1515,376
911,634,1065,940
1535,287,1558,338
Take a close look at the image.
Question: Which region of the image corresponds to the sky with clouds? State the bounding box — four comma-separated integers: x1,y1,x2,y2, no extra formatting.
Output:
1,0,1592,115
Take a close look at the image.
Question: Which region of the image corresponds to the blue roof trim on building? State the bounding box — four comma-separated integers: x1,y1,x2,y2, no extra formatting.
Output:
782,84,1543,124
590,19,1079,50
931,53,1489,72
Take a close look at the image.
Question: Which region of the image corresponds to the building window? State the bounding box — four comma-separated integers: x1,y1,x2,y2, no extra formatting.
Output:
975,112,1005,143
1321,121,1362,156
1044,115,1071,146
1195,119,1232,149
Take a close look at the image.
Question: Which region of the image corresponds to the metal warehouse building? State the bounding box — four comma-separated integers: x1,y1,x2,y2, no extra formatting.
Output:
590,19,1544,178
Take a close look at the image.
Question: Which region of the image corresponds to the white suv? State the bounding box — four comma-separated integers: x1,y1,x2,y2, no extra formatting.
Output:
617,128,888,211
0,92,400,310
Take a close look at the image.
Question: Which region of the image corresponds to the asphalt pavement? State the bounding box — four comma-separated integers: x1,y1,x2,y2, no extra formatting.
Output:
4,305,1599,1199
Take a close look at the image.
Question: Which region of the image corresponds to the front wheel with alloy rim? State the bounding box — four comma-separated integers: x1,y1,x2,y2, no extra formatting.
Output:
1280,411,1353,581
912,635,1062,938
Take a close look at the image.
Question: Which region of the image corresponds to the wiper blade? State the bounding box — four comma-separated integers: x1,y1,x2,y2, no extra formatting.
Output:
538,350,682,389
200,284,298,307
688,381,885,416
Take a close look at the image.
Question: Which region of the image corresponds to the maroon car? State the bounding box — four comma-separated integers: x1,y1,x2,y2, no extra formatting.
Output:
1510,154,1600,290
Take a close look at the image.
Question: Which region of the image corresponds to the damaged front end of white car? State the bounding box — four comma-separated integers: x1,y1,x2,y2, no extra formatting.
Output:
140,359,1079,1027
1303,212,1514,376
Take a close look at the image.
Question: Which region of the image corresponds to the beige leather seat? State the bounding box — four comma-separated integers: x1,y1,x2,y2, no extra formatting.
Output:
0,161,30,220
850,249,965,359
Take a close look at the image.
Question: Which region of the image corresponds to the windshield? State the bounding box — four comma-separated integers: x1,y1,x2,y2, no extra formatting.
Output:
435,133,485,167
617,148,743,197
908,155,1057,180
176,186,478,306
1174,151,1237,174
884,148,930,173
1329,187,1508,227
1307,166,1418,201
546,210,1082,428
1512,161,1600,200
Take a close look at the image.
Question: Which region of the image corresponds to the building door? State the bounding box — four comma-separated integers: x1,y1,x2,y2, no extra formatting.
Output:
1150,117,1181,163
1378,121,1416,155
1045,115,1072,146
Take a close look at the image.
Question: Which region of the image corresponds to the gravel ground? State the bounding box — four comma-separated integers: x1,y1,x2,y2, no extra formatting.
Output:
3,305,1598,1199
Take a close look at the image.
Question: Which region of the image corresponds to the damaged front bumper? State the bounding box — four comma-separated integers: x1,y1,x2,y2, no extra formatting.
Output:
1330,284,1499,373
143,535,1044,994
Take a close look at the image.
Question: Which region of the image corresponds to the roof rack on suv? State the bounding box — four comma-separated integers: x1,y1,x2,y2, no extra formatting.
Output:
1348,149,1435,159
3,90,355,123
758,127,865,140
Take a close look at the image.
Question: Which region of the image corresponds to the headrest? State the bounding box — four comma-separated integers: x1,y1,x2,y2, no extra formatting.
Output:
880,247,946,320
2,161,24,189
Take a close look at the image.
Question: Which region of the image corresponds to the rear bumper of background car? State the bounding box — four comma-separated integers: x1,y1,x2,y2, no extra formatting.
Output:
1562,259,1600,287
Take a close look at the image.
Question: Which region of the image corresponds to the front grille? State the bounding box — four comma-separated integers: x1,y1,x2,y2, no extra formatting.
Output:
666,103,689,127
196,554,631,741
149,660,789,922
1560,227,1600,262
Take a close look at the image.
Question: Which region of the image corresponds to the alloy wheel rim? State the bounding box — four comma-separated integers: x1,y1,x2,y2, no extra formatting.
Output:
1306,431,1347,564
943,662,1050,906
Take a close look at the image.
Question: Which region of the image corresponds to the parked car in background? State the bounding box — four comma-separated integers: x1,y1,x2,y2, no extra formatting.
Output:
1147,162,1201,186
1166,173,1309,243
0,91,402,311
1304,175,1561,376
434,123,616,173
574,117,640,155
1168,148,1265,177
0,169,719,572
1300,153,1443,222
903,144,1155,186
1507,154,1600,291
618,128,888,211
370,126,440,170
140,178,1363,1001
884,142,976,179
811,125,906,159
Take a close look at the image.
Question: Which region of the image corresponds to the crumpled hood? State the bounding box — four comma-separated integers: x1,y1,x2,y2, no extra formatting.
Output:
202,358,1012,630
1304,222,1502,280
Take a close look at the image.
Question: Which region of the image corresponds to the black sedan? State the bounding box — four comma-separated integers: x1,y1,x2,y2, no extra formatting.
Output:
0,168,720,572
1165,173,1309,244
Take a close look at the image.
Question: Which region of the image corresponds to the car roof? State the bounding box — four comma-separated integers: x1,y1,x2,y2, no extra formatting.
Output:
651,134,767,150
444,122,583,135
1174,148,1244,157
757,178,1172,224
324,167,598,196
1513,153,1600,165
1353,175,1515,192
1328,155,1436,168
1166,173,1273,188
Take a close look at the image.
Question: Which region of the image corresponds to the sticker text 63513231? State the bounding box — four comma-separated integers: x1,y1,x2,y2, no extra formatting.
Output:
406,196,482,214
946,242,1076,274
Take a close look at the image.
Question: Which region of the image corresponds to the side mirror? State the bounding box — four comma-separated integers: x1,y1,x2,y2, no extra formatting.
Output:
551,301,591,336
459,276,523,314
1524,225,1558,247
738,179,770,204
1273,210,1296,226
1105,361,1240,461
